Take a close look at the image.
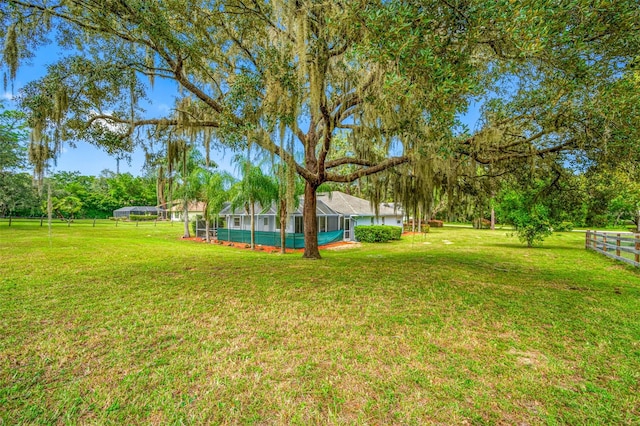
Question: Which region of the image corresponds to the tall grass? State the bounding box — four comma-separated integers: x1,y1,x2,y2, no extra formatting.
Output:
1,220,639,424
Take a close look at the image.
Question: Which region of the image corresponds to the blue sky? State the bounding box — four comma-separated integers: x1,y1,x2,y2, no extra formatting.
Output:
5,44,176,177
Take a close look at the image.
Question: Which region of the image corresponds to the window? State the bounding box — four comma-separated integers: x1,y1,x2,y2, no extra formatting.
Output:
294,216,304,233
233,217,240,228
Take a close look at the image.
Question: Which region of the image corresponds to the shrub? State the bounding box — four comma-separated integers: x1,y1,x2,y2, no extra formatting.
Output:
554,221,574,232
511,205,553,247
354,225,402,243
427,219,443,227
129,214,158,221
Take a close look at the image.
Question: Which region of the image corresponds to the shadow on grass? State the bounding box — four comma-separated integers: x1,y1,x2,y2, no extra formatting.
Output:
488,242,583,252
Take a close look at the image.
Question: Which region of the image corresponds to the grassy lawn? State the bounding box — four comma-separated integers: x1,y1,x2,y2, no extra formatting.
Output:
1,220,639,424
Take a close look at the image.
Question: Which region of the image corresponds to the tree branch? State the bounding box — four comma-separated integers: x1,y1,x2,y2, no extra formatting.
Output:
326,156,410,183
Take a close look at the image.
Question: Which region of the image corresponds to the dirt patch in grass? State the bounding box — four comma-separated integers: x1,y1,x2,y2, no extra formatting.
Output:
507,349,548,368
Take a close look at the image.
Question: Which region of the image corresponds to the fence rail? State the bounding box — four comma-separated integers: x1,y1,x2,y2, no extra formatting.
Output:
585,230,640,267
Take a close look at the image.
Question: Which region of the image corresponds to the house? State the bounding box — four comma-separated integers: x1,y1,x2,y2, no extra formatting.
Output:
113,206,163,219
216,191,403,247
169,201,207,222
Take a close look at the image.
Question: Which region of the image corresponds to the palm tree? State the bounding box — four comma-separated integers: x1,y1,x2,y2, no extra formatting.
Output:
196,169,234,242
172,146,204,238
230,158,278,249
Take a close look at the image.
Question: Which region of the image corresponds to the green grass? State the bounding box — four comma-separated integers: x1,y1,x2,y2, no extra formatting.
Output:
1,219,639,424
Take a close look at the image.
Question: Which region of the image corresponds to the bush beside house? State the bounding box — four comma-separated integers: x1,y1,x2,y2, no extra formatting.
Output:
129,214,158,221
354,225,402,243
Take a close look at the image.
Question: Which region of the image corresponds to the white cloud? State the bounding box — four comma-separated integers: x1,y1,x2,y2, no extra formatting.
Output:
2,92,14,101
89,109,127,133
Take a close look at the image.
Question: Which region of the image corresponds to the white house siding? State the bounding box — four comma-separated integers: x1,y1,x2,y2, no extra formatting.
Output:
218,192,402,242
171,211,204,222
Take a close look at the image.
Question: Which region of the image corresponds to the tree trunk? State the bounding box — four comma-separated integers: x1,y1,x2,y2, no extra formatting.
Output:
205,218,210,243
157,168,166,220
182,200,190,238
637,210,640,233
280,199,287,255
250,202,255,249
303,181,321,259
412,204,416,232
490,207,495,230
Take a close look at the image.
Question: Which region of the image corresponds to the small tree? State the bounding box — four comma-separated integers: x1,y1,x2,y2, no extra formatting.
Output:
198,170,234,242
499,189,553,247
230,159,278,249
511,204,553,248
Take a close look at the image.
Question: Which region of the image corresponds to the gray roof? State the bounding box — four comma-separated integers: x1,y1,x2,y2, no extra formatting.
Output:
219,202,279,216
220,199,341,217
113,206,161,213
316,192,400,217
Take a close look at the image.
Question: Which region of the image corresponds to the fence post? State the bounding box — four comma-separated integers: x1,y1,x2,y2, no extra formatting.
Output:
603,233,607,252
616,234,621,257
40,216,44,227
593,232,597,249
93,217,96,227
635,234,640,265
585,230,590,249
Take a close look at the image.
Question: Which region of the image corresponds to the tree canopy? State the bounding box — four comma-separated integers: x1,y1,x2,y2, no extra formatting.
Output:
2,0,639,255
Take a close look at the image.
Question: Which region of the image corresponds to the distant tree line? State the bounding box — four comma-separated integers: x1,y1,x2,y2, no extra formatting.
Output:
0,169,157,219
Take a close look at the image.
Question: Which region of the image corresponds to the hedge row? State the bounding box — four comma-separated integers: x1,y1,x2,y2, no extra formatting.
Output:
354,225,402,243
129,214,158,221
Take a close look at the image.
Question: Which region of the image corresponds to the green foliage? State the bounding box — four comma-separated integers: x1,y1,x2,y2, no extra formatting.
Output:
0,172,40,217
54,195,82,220
499,189,553,247
354,225,402,243
0,104,37,216
514,213,553,248
589,163,640,230
554,221,574,232
0,103,28,171
129,214,157,221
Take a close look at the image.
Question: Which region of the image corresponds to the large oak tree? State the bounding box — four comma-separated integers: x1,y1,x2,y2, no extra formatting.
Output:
2,0,638,257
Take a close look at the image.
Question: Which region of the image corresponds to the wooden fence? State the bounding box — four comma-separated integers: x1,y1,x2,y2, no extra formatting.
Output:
585,230,640,267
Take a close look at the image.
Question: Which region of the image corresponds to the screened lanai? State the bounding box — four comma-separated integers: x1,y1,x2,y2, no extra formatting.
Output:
214,198,343,248
112,206,163,219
